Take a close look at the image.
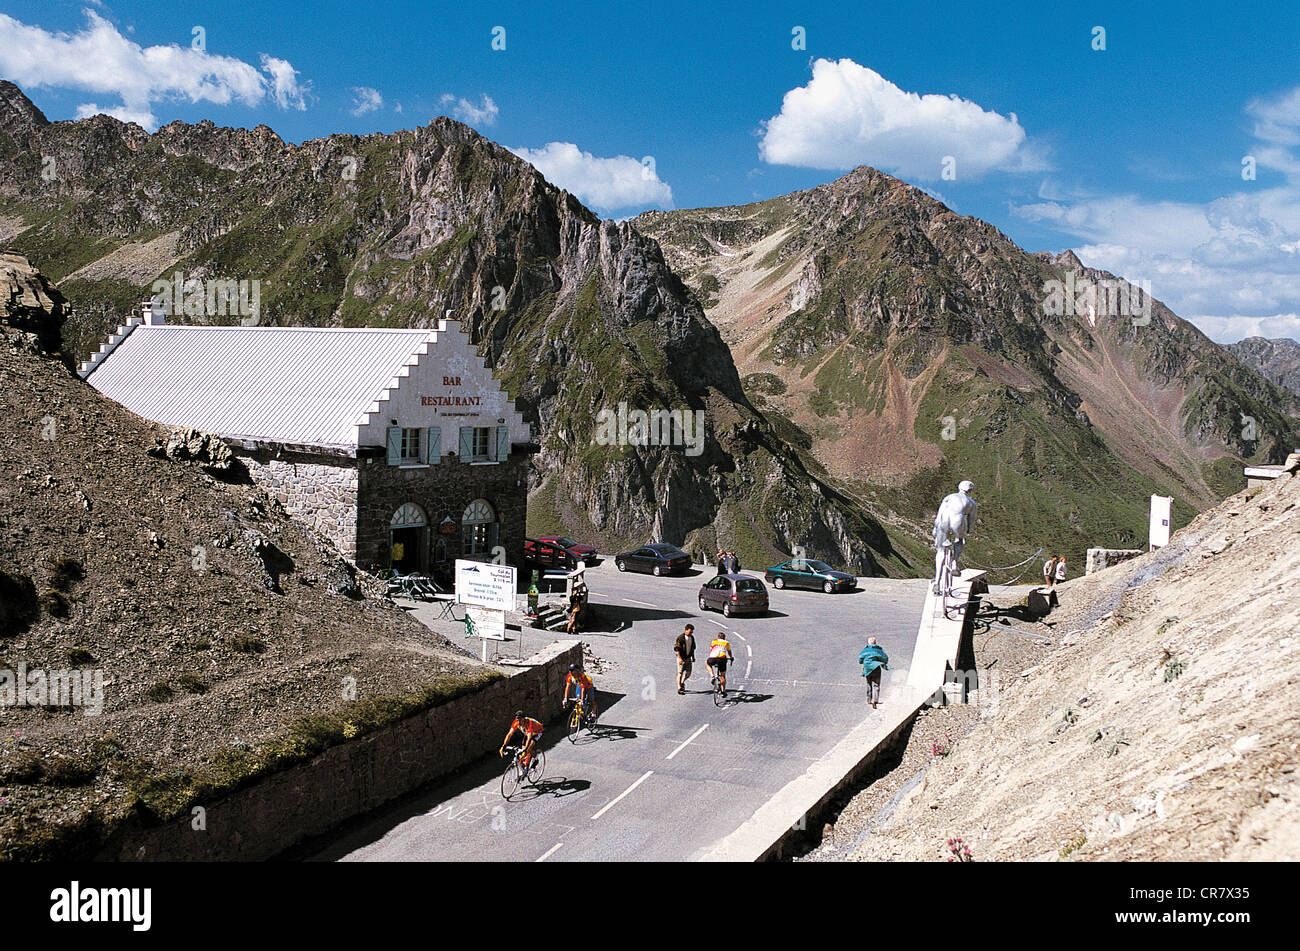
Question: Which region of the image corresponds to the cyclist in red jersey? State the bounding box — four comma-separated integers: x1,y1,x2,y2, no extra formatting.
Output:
499,710,544,766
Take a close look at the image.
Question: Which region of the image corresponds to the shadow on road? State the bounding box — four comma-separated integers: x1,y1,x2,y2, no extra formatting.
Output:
508,777,591,801
569,723,643,746
584,603,694,631
725,691,774,704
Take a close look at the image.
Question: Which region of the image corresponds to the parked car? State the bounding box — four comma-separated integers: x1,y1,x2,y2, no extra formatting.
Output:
764,559,858,593
615,543,693,576
698,573,769,617
524,535,600,569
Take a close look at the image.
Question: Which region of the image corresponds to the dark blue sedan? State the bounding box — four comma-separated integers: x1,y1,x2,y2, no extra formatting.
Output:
763,559,858,593
615,543,693,576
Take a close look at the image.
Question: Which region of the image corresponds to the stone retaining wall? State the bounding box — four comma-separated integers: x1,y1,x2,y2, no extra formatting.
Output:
242,449,359,560
1085,547,1144,575
96,640,581,861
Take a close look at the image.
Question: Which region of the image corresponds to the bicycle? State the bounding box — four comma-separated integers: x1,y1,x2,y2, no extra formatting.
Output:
564,695,598,742
500,743,546,798
935,545,960,618
709,661,730,706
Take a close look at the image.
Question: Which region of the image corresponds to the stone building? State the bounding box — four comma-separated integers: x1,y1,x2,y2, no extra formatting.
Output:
80,305,532,578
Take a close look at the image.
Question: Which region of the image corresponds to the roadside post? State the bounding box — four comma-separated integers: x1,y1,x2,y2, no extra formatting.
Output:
455,559,516,662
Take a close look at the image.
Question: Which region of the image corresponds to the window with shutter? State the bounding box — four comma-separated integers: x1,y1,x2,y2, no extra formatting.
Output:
386,427,402,466
426,426,442,464
400,427,421,462
495,425,509,462
459,427,473,462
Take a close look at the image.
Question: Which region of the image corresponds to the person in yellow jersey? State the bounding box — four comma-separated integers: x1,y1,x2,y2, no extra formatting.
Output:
706,631,735,694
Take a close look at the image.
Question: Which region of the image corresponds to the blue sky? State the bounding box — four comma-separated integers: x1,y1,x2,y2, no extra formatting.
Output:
3,0,1299,342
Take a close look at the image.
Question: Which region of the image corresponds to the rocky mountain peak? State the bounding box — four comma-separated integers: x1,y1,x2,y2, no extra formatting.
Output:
1038,249,1084,272
153,119,287,171
0,80,50,133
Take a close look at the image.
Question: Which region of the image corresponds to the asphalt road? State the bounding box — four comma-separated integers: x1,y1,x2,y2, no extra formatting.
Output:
307,563,928,862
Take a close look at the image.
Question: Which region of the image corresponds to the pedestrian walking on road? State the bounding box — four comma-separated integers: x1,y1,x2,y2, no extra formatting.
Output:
1043,555,1059,588
1054,556,1067,585
674,624,696,694
858,637,889,709
729,550,742,573
715,548,726,575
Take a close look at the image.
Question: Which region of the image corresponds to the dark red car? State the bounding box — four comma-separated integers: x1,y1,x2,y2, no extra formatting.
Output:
524,536,601,569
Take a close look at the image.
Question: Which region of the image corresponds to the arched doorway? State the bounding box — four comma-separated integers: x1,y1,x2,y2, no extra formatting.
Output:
390,502,428,573
461,498,498,558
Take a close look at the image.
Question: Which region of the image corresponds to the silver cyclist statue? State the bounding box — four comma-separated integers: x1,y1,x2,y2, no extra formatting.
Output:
932,479,978,597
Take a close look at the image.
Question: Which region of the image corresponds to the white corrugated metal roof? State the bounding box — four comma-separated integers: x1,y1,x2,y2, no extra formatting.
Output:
86,325,439,449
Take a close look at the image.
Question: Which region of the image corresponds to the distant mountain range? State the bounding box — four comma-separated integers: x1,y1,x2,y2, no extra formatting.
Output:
1227,336,1300,400
2,80,1295,574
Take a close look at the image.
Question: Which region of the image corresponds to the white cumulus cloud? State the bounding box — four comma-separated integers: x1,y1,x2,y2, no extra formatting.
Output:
350,86,383,117
758,58,1038,180
259,55,308,111
1015,84,1300,344
439,93,499,127
0,10,310,131
509,141,673,213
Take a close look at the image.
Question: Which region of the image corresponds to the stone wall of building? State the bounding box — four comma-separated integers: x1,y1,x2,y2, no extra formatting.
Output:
241,450,360,560
355,450,530,579
95,639,582,861
1085,547,1144,575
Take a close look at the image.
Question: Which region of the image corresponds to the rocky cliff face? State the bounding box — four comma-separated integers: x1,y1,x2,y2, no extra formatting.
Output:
0,250,69,356
637,167,1300,568
1228,336,1300,401
0,83,903,574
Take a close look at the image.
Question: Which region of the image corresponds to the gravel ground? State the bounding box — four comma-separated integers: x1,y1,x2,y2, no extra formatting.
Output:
796,583,1059,861
801,472,1300,862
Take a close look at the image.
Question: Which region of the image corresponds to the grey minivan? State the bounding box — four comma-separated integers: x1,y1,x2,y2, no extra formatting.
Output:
698,573,769,617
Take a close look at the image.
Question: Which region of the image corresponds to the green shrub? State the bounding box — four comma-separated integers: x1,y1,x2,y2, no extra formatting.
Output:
0,750,44,784
232,634,266,654
38,589,70,618
177,674,208,694
49,557,85,592
41,754,99,787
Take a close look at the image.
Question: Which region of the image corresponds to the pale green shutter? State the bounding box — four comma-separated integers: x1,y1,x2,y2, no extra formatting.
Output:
426,426,442,464
386,426,401,465
495,425,509,462
459,427,473,462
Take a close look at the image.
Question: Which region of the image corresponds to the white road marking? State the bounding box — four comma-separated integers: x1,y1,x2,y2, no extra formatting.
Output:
590,771,654,820
623,598,654,607
665,724,709,760
745,660,752,679
746,644,753,657
536,842,563,862
732,632,747,642
708,618,728,628
746,677,860,688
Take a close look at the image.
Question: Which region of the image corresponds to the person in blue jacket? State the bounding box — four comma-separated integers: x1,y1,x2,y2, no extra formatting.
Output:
858,637,889,709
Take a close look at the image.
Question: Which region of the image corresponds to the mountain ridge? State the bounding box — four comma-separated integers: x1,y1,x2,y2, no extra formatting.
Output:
0,82,907,575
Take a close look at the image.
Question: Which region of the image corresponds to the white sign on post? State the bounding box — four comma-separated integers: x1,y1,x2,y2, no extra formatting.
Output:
455,560,516,612
1149,495,1173,550
467,606,506,641
455,560,515,661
